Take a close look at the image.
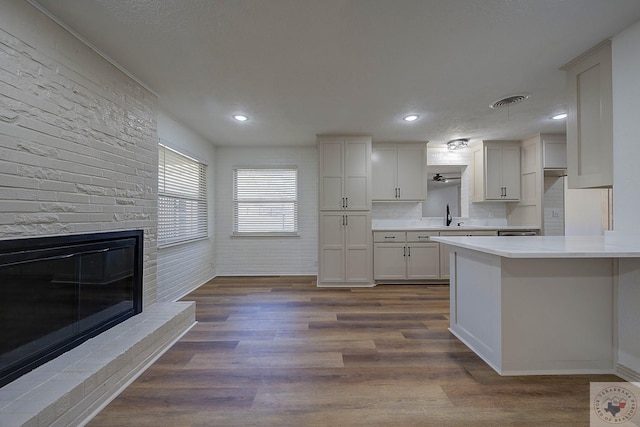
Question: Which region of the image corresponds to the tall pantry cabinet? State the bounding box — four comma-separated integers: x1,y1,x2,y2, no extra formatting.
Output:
317,136,372,287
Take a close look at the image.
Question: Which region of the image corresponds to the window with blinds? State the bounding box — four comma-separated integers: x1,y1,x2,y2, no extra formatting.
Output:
233,167,298,235
158,143,208,246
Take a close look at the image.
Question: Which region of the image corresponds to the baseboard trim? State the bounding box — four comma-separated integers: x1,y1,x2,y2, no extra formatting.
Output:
616,363,640,382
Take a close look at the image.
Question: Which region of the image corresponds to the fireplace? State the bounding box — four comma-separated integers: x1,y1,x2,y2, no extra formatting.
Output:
0,230,143,387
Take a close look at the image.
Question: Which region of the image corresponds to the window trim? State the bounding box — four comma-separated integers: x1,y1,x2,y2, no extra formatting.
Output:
232,166,299,237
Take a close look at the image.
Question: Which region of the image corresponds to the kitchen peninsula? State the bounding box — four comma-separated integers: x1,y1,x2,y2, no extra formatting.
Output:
431,234,640,376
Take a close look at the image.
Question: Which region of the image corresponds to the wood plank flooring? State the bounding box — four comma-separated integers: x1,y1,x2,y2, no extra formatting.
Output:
88,276,621,426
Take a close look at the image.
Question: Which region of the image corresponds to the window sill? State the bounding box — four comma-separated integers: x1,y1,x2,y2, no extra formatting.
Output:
231,232,300,238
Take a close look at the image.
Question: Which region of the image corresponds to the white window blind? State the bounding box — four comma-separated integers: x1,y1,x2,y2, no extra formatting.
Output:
158,144,208,246
233,167,298,234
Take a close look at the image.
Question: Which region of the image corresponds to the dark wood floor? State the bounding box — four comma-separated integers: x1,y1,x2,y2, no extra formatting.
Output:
89,276,620,426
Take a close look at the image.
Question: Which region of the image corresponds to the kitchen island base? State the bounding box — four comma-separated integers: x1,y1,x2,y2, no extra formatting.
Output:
449,247,615,376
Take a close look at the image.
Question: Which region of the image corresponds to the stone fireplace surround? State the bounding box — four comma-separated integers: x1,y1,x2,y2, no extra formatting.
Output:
0,301,194,426
0,231,195,427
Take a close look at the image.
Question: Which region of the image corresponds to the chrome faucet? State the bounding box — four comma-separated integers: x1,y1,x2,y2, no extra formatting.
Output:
446,204,452,226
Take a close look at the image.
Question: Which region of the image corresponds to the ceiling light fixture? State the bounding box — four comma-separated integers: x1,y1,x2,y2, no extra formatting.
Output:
403,114,419,122
551,113,567,120
447,138,469,151
233,114,249,122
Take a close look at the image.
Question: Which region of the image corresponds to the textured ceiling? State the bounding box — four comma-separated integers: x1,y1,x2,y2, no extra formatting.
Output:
31,0,640,147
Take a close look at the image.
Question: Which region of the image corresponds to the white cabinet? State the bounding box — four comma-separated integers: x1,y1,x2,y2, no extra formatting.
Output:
373,231,439,281
318,136,371,210
372,143,426,201
319,212,371,285
542,135,567,170
318,135,372,287
472,141,520,201
562,41,613,188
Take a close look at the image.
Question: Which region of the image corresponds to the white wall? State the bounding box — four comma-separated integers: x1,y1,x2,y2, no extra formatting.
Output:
612,18,640,378
0,1,158,306
564,180,607,236
215,146,317,275
156,111,216,301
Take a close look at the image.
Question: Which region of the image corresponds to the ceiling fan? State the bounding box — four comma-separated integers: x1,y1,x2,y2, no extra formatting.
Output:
432,173,461,183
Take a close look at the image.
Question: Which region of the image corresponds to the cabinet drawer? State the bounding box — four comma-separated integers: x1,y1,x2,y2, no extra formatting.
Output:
406,231,439,242
373,231,405,242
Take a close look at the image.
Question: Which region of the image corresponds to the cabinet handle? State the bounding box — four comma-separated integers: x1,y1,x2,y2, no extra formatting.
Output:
407,246,411,256
384,236,396,239
403,246,406,257
345,197,348,208
417,235,430,239
504,187,507,198
398,187,401,198
345,215,348,226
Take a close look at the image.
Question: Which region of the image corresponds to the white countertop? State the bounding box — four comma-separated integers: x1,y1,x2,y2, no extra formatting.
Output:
431,235,640,258
372,225,539,232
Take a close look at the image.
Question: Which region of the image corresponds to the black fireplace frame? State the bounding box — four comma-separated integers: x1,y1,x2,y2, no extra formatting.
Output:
0,230,144,387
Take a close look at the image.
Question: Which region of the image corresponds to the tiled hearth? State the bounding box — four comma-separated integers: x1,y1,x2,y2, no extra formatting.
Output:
0,302,195,427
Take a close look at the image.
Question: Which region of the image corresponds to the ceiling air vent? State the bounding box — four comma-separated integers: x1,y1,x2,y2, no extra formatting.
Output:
490,92,530,109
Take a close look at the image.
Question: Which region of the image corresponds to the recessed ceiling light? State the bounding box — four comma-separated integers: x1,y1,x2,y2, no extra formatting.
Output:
403,114,419,122
551,113,567,120
233,114,249,122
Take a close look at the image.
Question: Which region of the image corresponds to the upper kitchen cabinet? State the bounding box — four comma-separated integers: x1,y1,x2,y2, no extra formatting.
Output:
542,134,567,170
472,141,521,202
372,142,427,201
562,40,613,188
318,136,371,211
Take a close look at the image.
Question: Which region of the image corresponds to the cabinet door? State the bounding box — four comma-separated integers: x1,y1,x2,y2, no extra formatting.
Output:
565,42,613,188
472,147,485,202
542,135,567,169
484,146,504,200
318,212,345,282
371,146,397,200
406,243,440,279
319,141,344,210
501,146,521,200
344,139,371,210
344,213,371,283
373,243,406,280
396,145,425,200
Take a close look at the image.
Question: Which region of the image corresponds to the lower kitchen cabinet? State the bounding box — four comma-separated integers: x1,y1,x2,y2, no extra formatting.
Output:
373,231,440,281
318,212,371,286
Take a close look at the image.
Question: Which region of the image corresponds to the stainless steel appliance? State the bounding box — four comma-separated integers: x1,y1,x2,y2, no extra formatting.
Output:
498,230,538,236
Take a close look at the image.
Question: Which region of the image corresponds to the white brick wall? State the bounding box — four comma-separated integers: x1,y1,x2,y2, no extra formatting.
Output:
215,146,317,275
156,111,216,301
543,176,565,235
0,1,158,306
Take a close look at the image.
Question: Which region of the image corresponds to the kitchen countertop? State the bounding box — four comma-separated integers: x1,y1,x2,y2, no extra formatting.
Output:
372,225,540,232
431,235,640,258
